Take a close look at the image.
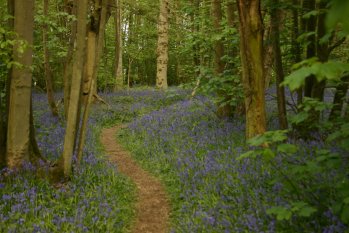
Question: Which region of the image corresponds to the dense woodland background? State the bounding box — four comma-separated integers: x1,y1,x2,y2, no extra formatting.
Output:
0,0,349,232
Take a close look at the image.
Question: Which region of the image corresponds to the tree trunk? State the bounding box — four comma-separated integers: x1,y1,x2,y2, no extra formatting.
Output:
0,94,4,166
6,0,35,169
61,0,88,178
156,0,169,89
212,0,225,75
263,26,274,88
311,0,328,101
237,0,266,139
63,2,77,120
77,0,109,164
83,31,97,100
114,0,123,90
1,0,14,167
304,0,316,98
291,0,303,106
271,0,288,130
43,0,59,117
329,76,349,120
212,0,231,118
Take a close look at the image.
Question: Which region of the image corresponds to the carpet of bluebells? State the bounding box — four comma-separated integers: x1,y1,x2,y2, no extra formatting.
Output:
1,87,348,232
120,88,348,233
0,89,185,232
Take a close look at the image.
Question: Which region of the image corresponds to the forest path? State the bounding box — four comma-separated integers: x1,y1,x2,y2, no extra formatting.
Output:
101,125,170,233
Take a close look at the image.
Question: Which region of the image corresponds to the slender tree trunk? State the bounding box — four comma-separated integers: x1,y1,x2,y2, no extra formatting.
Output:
263,26,274,88
329,75,349,120
237,0,266,139
0,93,4,166
292,0,303,106
1,0,14,166
212,0,231,118
212,0,225,74
311,0,328,101
63,2,77,120
6,0,35,168
127,57,133,91
114,0,123,90
62,0,88,177
83,31,97,101
271,0,288,129
92,0,109,95
77,0,109,164
43,0,59,117
304,0,316,98
156,0,169,89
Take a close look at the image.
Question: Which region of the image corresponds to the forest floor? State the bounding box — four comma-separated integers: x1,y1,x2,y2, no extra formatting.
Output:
101,125,170,233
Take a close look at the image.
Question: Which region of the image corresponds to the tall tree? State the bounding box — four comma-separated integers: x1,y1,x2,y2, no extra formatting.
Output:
212,0,231,118
63,0,77,119
237,0,266,139
270,0,288,129
291,0,303,105
156,0,169,89
6,0,35,168
61,0,88,177
114,0,123,90
303,0,316,98
43,0,58,117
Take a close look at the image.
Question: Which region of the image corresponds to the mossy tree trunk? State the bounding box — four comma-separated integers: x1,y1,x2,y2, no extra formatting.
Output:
237,0,266,139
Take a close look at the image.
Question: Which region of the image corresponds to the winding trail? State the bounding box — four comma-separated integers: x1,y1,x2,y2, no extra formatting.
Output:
101,126,170,233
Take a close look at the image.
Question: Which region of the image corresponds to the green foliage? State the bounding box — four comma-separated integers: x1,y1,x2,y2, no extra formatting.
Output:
239,125,349,226
283,60,349,91
267,202,317,220
195,67,244,113
326,0,349,34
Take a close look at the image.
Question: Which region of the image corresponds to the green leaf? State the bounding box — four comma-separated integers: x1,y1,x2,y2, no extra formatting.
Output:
282,67,314,91
267,206,292,220
343,197,349,204
303,10,319,19
326,0,349,35
298,206,317,217
277,144,298,154
236,151,257,161
289,111,309,125
341,205,349,224
262,148,275,161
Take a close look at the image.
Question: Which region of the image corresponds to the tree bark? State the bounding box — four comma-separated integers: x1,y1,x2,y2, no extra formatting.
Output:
212,0,231,118
43,0,59,117
63,2,77,120
62,0,88,177
237,0,266,139
212,0,225,75
114,0,123,90
304,0,316,98
156,0,169,89
6,0,35,169
329,76,349,120
1,0,14,166
271,0,288,129
291,0,303,106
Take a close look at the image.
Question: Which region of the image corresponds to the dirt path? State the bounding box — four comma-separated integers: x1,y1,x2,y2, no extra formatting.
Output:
101,126,170,233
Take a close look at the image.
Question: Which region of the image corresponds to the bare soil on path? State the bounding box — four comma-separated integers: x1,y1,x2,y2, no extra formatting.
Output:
101,126,170,233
